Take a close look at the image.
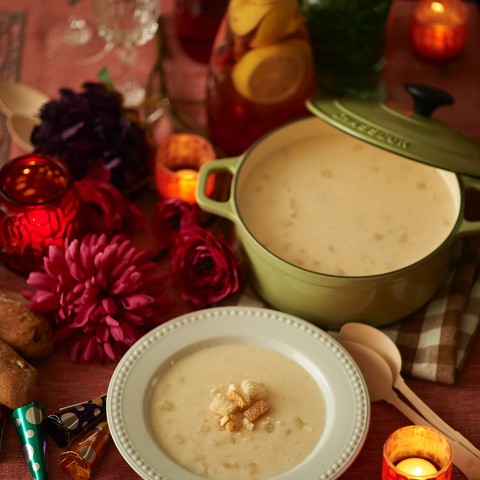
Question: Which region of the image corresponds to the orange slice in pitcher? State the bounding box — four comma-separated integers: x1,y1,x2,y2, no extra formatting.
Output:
231,39,312,105
250,0,299,47
228,0,272,36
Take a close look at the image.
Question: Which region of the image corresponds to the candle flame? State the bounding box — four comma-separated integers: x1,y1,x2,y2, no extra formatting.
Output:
396,457,438,476
431,1,445,13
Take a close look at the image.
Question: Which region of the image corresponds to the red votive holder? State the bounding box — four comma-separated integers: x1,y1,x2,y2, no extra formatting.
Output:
410,0,468,63
155,133,216,204
382,425,452,480
0,154,80,274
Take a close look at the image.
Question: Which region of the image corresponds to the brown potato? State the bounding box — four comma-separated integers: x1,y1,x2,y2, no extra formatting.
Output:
0,338,40,409
0,290,54,359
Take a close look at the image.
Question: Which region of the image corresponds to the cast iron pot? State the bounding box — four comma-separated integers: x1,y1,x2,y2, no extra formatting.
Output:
197,85,480,329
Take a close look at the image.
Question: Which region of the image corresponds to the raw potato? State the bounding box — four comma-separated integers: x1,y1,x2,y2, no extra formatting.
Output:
0,338,40,409
0,290,53,359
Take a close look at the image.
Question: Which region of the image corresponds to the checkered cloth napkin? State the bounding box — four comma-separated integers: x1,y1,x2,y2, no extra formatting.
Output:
235,236,480,385
382,236,480,385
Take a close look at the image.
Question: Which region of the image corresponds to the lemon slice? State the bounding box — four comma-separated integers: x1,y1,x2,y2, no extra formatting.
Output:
228,0,271,36
231,39,312,105
250,0,298,47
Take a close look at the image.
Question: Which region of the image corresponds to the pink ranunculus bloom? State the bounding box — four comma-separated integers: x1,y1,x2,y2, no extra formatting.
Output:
151,198,200,250
170,225,243,308
75,179,145,236
23,233,174,363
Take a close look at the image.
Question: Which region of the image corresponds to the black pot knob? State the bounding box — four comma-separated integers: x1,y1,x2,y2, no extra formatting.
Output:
404,83,454,117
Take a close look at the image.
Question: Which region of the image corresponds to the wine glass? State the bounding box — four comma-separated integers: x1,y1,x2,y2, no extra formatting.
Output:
45,0,111,64
92,0,161,106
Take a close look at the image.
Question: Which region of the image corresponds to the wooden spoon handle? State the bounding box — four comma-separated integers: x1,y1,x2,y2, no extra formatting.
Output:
396,377,480,461
449,439,480,480
389,394,480,479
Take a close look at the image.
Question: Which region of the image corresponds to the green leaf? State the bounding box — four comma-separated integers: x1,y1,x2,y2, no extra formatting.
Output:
97,67,114,86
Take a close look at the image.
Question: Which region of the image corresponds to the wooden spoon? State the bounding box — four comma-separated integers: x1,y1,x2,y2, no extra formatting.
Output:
340,322,480,460
340,339,480,480
0,79,48,118
7,114,38,152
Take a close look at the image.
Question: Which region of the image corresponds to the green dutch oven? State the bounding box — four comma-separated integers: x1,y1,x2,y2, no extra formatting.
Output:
197,85,480,329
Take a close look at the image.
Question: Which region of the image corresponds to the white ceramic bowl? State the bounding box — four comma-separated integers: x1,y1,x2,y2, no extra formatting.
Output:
107,306,370,480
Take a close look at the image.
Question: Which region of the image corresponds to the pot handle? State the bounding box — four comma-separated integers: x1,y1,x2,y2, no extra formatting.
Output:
404,83,454,117
196,156,242,221
458,175,480,236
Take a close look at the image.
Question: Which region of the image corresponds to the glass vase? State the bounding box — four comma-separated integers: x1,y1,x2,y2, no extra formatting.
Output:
300,0,393,99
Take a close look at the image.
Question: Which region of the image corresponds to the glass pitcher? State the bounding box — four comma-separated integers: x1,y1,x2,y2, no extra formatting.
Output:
206,0,316,156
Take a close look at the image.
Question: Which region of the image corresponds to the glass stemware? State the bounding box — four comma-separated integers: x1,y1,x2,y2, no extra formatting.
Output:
45,0,111,64
92,0,161,106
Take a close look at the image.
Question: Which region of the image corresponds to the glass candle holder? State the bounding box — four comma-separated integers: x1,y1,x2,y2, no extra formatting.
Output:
0,154,81,274
155,133,216,204
410,0,468,63
382,425,452,480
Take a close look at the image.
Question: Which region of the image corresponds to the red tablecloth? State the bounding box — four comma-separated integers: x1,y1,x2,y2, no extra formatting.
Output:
0,0,479,479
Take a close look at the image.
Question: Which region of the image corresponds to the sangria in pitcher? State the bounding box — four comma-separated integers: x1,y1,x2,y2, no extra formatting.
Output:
206,0,315,155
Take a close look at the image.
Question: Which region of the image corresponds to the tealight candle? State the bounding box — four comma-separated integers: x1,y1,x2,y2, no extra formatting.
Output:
410,0,468,63
396,457,438,476
155,133,216,204
382,425,452,480
0,154,80,274
174,169,199,200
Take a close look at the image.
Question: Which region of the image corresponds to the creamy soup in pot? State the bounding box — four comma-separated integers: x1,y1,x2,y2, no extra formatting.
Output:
150,344,325,480
236,135,459,276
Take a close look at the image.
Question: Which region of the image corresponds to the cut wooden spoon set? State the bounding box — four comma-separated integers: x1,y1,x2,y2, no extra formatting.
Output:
339,323,480,479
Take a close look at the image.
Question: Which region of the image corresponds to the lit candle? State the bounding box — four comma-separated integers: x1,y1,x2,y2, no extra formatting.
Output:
396,457,438,476
410,0,468,63
155,133,216,204
382,425,452,480
175,169,199,204
0,154,80,274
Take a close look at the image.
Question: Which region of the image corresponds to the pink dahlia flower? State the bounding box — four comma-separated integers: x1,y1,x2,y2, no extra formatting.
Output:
24,233,173,363
170,225,243,308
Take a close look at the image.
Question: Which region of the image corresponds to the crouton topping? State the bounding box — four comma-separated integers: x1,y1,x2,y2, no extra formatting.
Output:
244,400,270,423
240,379,267,399
209,393,238,416
209,380,270,433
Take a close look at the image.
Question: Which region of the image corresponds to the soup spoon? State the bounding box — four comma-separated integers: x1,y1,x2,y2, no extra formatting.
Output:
339,322,480,461
339,339,480,480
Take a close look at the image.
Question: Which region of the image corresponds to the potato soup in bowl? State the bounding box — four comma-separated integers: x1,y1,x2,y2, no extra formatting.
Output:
150,343,326,480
